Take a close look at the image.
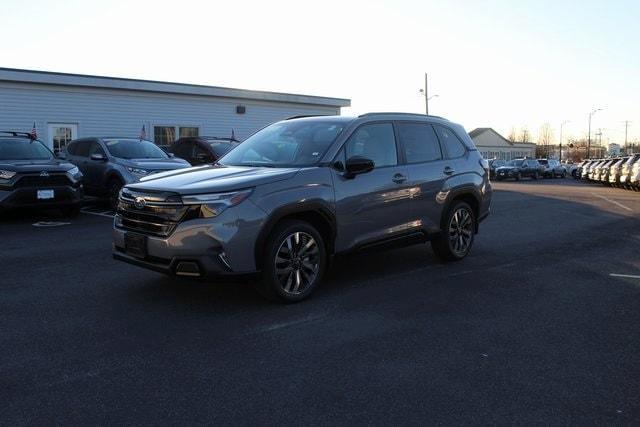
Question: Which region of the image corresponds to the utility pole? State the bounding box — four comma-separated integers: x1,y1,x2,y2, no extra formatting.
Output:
559,120,569,162
587,108,603,159
623,121,631,153
424,73,429,115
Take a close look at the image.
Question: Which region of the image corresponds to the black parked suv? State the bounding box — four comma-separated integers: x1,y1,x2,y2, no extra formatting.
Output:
494,158,543,180
168,136,239,166
0,131,83,215
113,113,492,302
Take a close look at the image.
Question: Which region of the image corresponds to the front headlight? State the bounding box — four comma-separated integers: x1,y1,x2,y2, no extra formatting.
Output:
127,167,150,176
181,189,253,217
0,170,17,180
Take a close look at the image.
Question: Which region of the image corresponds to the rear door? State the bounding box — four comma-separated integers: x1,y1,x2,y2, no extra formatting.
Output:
396,121,448,234
331,122,413,251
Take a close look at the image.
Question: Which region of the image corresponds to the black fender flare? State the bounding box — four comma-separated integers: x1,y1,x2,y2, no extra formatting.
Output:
254,200,337,269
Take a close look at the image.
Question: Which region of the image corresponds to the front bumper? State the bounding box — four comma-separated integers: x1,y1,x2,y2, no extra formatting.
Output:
0,185,83,209
112,199,266,276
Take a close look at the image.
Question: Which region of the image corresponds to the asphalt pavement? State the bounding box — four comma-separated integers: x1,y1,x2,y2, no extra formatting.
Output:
1,179,639,424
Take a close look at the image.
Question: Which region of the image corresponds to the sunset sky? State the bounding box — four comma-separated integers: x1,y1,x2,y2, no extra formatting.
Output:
1,0,638,145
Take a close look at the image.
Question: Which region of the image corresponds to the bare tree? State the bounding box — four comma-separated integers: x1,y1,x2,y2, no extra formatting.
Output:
538,123,554,157
519,127,531,143
507,127,518,142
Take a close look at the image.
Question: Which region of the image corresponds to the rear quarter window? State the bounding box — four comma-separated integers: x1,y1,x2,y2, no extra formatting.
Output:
434,125,466,159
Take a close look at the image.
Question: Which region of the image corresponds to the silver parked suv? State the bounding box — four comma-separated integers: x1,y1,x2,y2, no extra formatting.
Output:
113,113,492,302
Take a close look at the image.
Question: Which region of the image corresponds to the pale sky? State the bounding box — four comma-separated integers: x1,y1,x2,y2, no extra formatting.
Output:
1,0,639,145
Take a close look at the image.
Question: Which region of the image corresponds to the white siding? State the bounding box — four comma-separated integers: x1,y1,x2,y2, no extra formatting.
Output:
0,82,341,148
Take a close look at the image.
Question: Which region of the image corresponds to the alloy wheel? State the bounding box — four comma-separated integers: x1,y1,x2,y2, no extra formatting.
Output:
448,207,473,256
274,231,320,295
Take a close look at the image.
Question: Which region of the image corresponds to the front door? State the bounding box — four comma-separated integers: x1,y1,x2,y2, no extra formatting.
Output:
48,123,77,154
332,122,414,252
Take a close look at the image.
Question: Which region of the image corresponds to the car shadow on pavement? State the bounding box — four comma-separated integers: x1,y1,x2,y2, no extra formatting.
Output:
120,185,639,309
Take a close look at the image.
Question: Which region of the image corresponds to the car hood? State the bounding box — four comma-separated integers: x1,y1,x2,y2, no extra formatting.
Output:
120,157,191,171
0,159,76,173
127,164,300,194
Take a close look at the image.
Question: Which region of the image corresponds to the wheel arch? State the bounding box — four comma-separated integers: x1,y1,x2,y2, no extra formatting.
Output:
443,188,481,233
254,201,336,270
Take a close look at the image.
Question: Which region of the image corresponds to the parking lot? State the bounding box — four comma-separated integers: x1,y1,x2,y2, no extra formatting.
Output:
1,179,639,424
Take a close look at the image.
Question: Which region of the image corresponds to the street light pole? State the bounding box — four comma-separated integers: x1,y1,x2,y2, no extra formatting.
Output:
559,120,569,162
424,73,429,115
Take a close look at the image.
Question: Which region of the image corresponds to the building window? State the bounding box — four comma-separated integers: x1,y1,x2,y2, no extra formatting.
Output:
154,126,199,146
154,126,175,147
179,127,199,138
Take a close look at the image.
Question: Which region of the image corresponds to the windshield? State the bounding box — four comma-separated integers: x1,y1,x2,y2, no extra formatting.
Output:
219,120,346,167
206,140,238,158
507,160,524,167
104,139,168,159
0,138,54,160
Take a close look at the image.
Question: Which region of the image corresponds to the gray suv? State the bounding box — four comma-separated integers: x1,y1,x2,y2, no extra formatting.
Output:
113,114,492,302
65,138,190,208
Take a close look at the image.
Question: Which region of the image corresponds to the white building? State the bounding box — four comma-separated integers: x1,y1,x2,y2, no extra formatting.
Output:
607,143,621,156
0,68,350,152
469,127,536,160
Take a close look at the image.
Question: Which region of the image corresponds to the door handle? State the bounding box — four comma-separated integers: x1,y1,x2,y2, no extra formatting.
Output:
444,166,455,175
392,173,407,184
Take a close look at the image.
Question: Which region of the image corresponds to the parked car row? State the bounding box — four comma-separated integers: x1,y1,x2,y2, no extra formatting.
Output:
574,155,640,190
490,158,568,181
0,132,240,215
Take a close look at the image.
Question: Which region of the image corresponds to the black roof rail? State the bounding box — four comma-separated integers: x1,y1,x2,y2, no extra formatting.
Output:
284,114,330,120
357,112,448,121
0,131,36,139
199,136,239,142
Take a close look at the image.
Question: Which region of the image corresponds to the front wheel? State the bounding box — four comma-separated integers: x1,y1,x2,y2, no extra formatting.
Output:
431,201,476,262
258,220,327,303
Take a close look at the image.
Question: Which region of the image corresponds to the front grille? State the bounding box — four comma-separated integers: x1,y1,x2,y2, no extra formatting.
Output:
15,174,73,188
115,190,196,237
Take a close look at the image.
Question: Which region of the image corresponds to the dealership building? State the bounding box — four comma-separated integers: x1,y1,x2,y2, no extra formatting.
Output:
0,67,350,152
469,127,536,160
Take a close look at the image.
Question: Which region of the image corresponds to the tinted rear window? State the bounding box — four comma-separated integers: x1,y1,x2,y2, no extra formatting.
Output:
397,122,442,163
434,125,466,158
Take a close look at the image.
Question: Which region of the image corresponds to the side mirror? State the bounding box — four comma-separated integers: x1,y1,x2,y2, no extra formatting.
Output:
345,156,374,178
90,153,106,161
168,152,175,158
57,152,67,160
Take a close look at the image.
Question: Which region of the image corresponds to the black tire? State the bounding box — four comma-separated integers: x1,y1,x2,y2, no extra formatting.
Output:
257,220,327,303
515,172,521,181
108,178,124,211
431,201,476,262
61,204,81,218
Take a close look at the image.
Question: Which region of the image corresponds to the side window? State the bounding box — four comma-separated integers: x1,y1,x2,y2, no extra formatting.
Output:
397,122,442,163
192,144,210,159
88,142,105,157
172,141,193,159
345,123,397,168
434,125,466,159
75,142,91,158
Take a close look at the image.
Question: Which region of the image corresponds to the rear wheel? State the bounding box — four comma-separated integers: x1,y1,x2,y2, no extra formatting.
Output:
431,201,476,262
108,178,124,211
257,220,327,303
